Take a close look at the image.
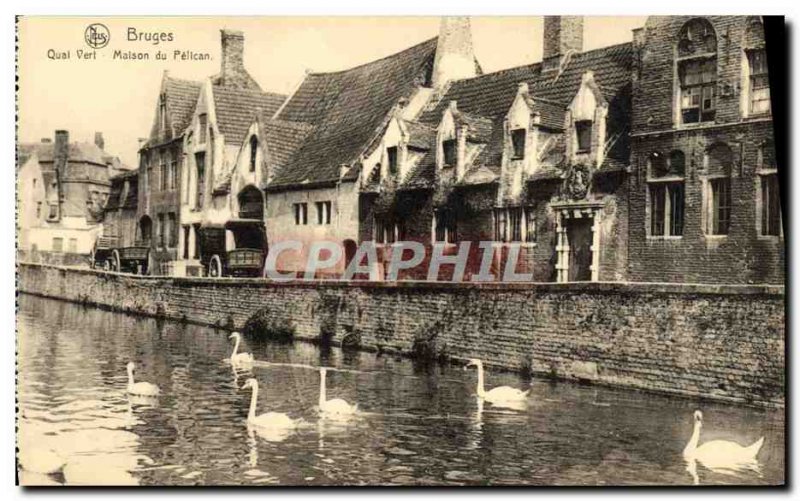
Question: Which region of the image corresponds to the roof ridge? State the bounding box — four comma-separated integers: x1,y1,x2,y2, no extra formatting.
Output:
445,41,634,87
305,36,438,77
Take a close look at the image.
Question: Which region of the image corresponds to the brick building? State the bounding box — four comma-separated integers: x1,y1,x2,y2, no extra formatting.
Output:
177,30,285,277
138,72,202,275
18,130,132,257
628,16,782,284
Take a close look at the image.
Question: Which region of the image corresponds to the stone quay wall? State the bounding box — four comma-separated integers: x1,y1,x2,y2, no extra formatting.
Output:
18,262,785,407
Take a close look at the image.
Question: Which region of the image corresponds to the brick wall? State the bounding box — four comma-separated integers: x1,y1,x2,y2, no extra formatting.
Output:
18,262,784,407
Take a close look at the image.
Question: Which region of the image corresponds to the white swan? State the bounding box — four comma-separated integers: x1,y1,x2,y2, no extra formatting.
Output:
318,367,357,416
18,445,65,475
241,378,297,431
229,332,254,366
126,362,160,397
465,359,529,405
683,410,764,469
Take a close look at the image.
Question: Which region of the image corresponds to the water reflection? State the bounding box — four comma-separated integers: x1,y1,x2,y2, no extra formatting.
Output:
17,295,784,486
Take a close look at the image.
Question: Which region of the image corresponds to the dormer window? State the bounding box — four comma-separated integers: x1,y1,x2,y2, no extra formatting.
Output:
387,146,398,176
677,18,718,125
198,113,208,143
442,139,457,167
249,136,258,172
511,129,526,159
575,120,592,153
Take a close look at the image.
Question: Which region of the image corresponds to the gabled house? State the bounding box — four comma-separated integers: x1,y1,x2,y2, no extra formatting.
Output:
364,16,633,282
177,30,286,277
18,130,132,260
137,71,202,275
251,17,482,277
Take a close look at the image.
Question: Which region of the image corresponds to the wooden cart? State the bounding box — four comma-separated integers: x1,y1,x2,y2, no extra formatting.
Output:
199,220,267,278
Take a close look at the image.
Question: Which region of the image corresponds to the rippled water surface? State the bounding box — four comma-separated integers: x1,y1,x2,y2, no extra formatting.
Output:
17,294,784,486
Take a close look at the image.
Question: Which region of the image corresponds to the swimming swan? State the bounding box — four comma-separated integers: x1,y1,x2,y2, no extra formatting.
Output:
683,410,764,469
318,368,357,416
229,332,254,365
465,359,529,404
241,378,297,431
126,362,160,397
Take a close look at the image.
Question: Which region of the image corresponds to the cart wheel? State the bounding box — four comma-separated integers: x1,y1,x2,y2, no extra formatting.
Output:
208,255,222,278
111,249,120,272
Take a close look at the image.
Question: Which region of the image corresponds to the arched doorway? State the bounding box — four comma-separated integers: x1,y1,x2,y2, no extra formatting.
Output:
238,185,264,220
138,215,153,245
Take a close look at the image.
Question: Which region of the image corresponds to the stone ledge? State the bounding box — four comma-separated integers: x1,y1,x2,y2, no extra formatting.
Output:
17,262,785,297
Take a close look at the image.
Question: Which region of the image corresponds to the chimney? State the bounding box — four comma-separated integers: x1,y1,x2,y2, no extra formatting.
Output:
432,17,477,89
54,130,69,173
542,16,584,74
219,29,247,87
94,132,105,150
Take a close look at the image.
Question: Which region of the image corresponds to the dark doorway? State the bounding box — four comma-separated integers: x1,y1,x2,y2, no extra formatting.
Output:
238,186,264,220
566,217,593,282
138,216,153,245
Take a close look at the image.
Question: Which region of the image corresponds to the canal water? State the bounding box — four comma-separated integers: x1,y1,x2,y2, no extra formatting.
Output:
17,294,784,486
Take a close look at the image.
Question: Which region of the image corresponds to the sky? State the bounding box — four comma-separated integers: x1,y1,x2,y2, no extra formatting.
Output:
17,16,646,167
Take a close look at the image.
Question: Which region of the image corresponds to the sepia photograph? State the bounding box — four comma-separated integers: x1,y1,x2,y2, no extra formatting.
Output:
13,11,786,488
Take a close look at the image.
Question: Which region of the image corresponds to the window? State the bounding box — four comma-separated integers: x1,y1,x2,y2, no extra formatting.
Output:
748,49,770,115
494,208,507,242
761,174,781,236
494,207,529,243
315,201,332,225
442,139,457,167
192,224,201,259
195,153,205,209
387,146,398,176
36,202,41,219
159,93,167,132
375,219,403,244
293,203,308,225
650,183,684,237
183,225,190,259
575,121,593,153
249,136,258,172
511,129,526,159
525,206,537,243
52,237,63,252
168,213,178,247
167,156,177,191
434,209,457,243
68,238,77,253
157,213,166,248
48,204,58,220
679,58,717,124
159,152,168,191
198,114,207,143
707,177,731,235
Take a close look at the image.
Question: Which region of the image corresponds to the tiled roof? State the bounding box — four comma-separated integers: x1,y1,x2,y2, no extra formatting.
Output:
404,120,436,150
212,85,286,146
106,170,139,210
165,77,203,137
260,118,315,174
270,37,439,188
17,142,133,170
418,42,633,124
